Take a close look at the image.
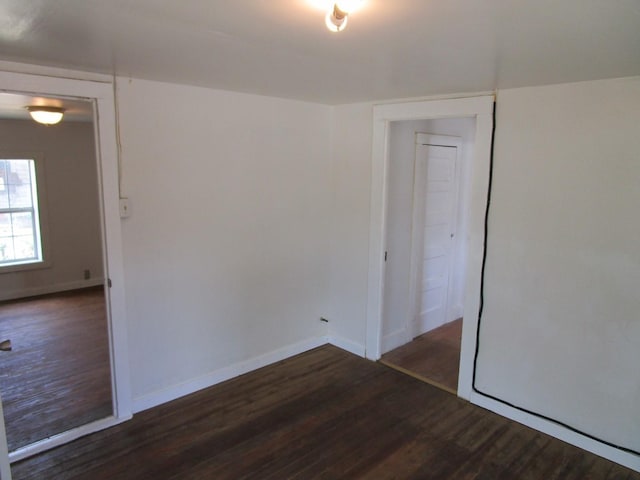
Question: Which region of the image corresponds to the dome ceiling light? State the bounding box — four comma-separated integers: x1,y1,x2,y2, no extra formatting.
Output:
27,106,65,125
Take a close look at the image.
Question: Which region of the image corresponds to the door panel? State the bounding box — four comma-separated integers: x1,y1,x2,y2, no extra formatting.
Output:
414,142,458,336
0,393,11,480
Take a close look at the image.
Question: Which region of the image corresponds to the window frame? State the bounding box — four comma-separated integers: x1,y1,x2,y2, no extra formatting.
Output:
0,151,51,274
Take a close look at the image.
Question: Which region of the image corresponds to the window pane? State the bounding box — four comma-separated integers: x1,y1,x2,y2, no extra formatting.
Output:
6,160,32,186
0,212,11,237
0,160,8,208
11,211,34,235
13,234,35,260
7,160,34,208
0,236,15,262
8,182,34,209
0,188,8,209
0,159,42,266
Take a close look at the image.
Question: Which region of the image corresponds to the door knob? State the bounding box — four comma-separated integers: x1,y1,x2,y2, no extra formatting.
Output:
0,339,11,351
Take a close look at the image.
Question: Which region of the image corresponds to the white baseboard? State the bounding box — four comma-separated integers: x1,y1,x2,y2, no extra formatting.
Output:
0,278,104,302
328,334,365,357
132,336,328,414
470,392,640,473
8,414,131,463
381,328,409,354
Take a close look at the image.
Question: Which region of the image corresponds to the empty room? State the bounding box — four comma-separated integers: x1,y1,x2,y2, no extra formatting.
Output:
0,1,639,478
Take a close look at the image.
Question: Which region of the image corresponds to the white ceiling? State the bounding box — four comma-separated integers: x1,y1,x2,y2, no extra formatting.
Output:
0,0,639,105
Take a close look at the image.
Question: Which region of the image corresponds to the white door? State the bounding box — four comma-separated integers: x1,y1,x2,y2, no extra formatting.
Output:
411,134,460,337
1,338,11,480
0,397,11,480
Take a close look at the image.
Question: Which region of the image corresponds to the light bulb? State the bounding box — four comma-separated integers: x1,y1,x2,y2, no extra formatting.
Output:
325,8,348,32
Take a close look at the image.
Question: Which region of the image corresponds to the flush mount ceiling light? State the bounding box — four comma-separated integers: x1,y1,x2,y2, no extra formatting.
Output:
321,1,365,32
27,106,65,125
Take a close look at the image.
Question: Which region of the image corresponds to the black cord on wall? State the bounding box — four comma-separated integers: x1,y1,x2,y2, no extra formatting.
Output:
470,99,640,457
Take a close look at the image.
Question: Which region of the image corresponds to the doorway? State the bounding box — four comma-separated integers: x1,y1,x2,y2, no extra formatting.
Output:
378,122,474,393
0,70,131,472
365,95,494,401
0,92,112,454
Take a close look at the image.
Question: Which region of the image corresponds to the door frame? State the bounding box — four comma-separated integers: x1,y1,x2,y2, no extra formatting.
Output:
0,394,9,480
0,70,132,461
365,95,494,400
408,133,462,340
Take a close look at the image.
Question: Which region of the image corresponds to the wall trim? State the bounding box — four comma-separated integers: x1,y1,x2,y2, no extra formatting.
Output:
0,60,112,84
470,392,640,473
8,414,131,464
0,278,104,302
132,336,328,414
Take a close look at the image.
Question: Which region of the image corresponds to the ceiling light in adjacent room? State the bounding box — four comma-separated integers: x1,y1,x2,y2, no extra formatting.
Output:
27,106,65,125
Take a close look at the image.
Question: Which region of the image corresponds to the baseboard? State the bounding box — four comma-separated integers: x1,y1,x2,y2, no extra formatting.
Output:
132,336,328,414
0,278,104,302
470,392,640,473
381,328,409,354
8,414,131,463
328,334,365,357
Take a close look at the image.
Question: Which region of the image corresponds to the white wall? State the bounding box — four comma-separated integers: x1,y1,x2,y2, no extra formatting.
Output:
325,103,372,353
115,78,334,404
329,77,640,459
475,77,640,453
382,118,476,353
0,119,104,300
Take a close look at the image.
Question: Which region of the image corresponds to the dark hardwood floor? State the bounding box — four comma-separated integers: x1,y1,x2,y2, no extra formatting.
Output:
381,318,462,393
0,287,113,451
12,345,640,479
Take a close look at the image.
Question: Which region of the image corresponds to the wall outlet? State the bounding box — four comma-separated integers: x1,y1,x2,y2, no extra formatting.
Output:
84,269,91,280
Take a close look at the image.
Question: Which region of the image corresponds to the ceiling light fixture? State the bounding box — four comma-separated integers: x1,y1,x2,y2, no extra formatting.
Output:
324,1,365,33
27,106,65,125
325,4,348,32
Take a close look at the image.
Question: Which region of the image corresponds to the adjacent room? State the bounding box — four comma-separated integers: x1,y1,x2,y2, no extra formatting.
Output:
0,0,638,478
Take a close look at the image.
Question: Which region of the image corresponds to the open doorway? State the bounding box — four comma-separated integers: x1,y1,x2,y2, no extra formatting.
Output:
0,93,113,451
378,119,476,394
0,70,132,471
365,95,494,402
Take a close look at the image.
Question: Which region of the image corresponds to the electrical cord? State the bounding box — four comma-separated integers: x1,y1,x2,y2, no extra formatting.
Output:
470,98,640,457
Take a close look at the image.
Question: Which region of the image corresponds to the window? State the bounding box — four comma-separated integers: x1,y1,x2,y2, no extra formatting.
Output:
0,158,44,268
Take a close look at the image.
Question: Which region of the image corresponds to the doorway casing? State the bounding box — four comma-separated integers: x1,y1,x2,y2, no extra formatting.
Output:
365,95,494,400
0,70,132,461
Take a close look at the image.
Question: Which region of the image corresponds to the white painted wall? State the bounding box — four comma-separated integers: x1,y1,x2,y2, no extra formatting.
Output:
324,103,372,353
475,77,640,454
115,78,333,404
0,119,104,300
382,118,476,353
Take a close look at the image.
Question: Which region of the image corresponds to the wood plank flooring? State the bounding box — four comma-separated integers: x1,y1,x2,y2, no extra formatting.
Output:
0,287,113,451
381,319,462,393
12,345,640,479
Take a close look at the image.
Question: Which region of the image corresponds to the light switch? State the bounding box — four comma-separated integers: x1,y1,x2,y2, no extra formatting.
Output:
119,197,131,218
